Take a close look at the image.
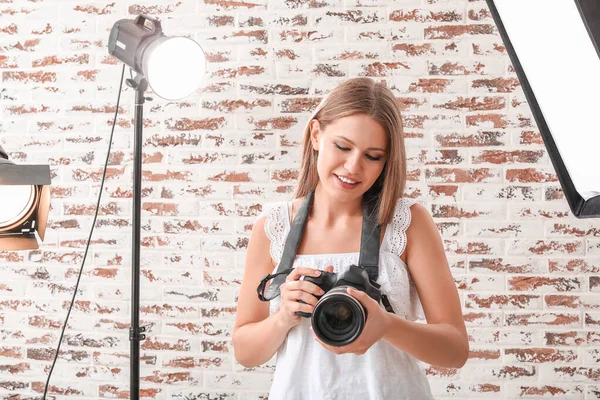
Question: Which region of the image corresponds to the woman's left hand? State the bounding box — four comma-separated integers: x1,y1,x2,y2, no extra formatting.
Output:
310,287,391,355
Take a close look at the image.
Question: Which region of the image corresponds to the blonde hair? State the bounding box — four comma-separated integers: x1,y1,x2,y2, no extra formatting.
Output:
293,77,407,228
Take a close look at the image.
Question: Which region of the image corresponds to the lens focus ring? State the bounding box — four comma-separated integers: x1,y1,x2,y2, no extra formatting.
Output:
311,286,366,347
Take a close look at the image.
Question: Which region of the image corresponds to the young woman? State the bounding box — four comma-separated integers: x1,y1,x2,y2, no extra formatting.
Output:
233,78,469,399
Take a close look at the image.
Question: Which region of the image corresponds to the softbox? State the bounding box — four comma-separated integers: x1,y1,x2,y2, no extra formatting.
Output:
487,0,600,217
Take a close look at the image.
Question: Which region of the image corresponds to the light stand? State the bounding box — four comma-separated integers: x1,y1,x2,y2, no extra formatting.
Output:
107,14,206,399
127,73,149,399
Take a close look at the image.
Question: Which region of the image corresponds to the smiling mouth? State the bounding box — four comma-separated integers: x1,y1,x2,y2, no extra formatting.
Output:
335,174,361,185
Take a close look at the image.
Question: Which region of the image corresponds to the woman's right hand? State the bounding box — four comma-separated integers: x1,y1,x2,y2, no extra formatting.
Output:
277,266,334,329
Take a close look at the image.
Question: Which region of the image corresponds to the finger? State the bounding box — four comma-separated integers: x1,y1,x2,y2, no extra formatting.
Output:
298,291,319,306
346,287,370,307
285,280,325,297
289,301,314,315
285,289,319,306
323,265,334,273
287,267,321,281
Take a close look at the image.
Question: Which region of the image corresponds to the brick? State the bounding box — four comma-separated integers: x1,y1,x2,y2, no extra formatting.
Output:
313,9,385,25
548,366,600,382
470,77,520,93
468,329,544,346
508,276,583,292
509,204,571,220
545,294,600,309
466,294,542,310
431,203,506,219
545,186,564,201
454,275,502,291
463,185,540,202
444,239,504,255
391,41,465,58
505,312,580,328
434,130,508,147
347,25,422,42
426,167,502,183
428,185,459,201
467,6,492,21
0,54,24,68
164,321,232,337
549,259,600,274
389,8,463,23
204,371,272,390
428,59,505,75
432,95,505,111
545,331,596,346
506,168,558,183
425,24,496,39
471,149,545,164
459,364,536,380
465,221,543,238
507,384,584,399
547,222,600,237
392,78,466,95
507,240,584,256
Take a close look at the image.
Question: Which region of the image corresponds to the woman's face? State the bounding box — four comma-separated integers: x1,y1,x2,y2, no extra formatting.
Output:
310,114,388,200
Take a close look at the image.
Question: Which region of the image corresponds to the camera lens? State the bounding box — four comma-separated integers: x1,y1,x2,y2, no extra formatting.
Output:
311,287,366,347
321,301,353,331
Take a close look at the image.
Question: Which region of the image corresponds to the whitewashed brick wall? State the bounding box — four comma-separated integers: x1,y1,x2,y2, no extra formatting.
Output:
0,0,598,399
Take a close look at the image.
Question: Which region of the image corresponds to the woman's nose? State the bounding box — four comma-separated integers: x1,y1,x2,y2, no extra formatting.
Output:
344,153,362,174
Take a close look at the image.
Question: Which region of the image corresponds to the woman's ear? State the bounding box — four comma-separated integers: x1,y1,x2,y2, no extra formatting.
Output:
309,119,321,151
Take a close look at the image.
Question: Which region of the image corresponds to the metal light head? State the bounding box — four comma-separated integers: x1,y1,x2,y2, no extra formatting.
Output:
107,14,206,100
0,146,51,250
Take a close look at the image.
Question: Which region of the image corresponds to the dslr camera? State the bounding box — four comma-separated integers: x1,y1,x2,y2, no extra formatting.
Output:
297,265,383,347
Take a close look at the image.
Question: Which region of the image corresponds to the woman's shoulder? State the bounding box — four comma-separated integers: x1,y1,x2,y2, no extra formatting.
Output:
401,198,437,243
390,197,425,228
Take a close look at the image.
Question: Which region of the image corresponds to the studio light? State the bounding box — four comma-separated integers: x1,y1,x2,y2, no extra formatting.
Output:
106,14,206,400
108,14,206,100
487,0,600,217
0,145,51,250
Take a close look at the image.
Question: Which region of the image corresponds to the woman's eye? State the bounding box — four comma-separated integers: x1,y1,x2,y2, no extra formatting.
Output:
334,143,350,151
335,143,382,161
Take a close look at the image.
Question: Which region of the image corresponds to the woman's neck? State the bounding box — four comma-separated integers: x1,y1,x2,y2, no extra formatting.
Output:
310,184,363,228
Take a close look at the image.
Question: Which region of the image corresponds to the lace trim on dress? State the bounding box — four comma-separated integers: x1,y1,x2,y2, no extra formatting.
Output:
260,202,286,263
389,198,417,260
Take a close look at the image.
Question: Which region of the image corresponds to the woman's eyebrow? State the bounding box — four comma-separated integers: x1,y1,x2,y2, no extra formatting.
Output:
335,135,386,152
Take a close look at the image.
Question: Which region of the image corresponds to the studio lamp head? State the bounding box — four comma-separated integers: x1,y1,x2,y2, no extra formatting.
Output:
0,145,51,250
107,14,207,100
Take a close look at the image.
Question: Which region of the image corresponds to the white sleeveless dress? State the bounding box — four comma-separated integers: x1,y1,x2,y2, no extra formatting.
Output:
258,198,434,400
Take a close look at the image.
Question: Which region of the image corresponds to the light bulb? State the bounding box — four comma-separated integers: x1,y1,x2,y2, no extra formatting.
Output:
0,185,36,231
145,36,206,101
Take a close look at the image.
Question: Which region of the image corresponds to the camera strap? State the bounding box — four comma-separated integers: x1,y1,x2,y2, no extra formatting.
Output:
257,189,383,303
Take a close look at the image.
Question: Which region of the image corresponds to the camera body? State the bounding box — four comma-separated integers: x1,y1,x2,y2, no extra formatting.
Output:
297,264,381,318
297,265,382,347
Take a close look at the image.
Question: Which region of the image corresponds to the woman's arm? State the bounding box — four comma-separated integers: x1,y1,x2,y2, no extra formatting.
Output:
388,203,469,368
382,315,469,368
232,215,292,368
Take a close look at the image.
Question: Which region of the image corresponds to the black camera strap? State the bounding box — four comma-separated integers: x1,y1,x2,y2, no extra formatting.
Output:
257,189,383,303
